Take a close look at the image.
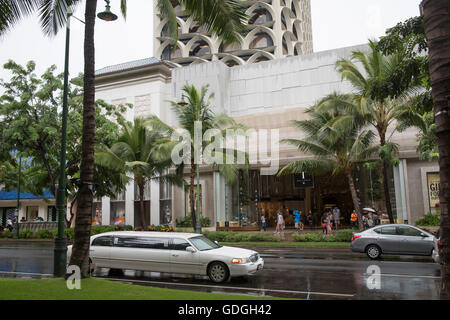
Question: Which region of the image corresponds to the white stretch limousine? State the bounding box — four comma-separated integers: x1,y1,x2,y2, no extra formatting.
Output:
67,231,264,283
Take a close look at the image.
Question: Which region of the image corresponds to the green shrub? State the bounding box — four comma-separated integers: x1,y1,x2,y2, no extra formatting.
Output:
176,215,211,228
19,230,32,239
203,231,281,243
36,229,54,239
328,229,355,242
416,213,440,226
1,229,12,238
292,233,326,242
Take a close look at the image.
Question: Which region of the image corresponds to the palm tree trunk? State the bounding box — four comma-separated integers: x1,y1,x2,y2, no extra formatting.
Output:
139,182,147,228
68,0,97,278
345,169,364,231
422,0,450,300
190,160,197,230
379,134,395,224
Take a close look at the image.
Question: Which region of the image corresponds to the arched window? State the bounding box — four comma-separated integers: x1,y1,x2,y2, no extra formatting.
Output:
254,55,270,63
189,21,207,33
291,2,297,17
162,45,182,60
189,40,211,57
249,32,274,49
281,14,287,31
282,37,288,55
223,59,240,67
161,23,182,37
220,41,241,53
248,8,272,25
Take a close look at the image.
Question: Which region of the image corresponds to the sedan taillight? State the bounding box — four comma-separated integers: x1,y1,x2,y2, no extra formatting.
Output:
352,235,361,242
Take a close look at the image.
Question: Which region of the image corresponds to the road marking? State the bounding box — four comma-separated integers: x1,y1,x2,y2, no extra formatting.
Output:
364,273,440,280
101,277,355,298
0,271,53,277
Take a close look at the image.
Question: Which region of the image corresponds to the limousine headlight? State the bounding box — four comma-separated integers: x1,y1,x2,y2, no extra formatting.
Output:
232,258,250,264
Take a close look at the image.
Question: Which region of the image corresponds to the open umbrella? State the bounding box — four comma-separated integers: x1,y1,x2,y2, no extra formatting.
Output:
363,207,376,213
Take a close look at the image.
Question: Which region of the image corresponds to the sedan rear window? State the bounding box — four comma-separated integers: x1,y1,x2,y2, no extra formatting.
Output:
189,236,221,251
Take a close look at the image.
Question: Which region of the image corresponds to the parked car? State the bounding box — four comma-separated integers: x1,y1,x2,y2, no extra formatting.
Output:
66,231,264,283
351,224,436,260
432,229,440,264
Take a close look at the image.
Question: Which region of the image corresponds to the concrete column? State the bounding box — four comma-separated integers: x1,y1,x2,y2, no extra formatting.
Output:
401,160,411,224
151,180,160,226
125,179,135,227
214,172,226,224
102,196,110,226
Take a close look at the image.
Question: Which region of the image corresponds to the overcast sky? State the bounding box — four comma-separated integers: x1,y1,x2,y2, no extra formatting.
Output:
0,0,422,83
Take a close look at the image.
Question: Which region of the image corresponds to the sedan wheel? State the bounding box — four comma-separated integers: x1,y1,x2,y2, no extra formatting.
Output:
366,245,381,260
208,262,229,283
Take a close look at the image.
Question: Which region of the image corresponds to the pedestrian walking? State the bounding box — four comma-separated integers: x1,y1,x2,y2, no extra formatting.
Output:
6,218,13,232
326,213,333,235
307,210,314,228
293,210,301,233
350,210,358,228
333,206,340,230
274,211,285,237
260,214,266,232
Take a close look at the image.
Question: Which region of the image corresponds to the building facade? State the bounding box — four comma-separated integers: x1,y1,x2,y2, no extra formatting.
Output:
153,0,313,67
0,188,56,226
94,44,439,229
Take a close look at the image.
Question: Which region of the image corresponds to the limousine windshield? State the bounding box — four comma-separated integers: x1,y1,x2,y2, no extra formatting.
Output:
189,236,221,251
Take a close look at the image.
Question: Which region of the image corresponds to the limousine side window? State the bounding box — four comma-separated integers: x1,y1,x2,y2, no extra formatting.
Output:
170,238,191,251
114,236,169,249
92,236,113,247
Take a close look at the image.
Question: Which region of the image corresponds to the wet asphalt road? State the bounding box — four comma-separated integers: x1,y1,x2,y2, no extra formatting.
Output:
0,242,441,300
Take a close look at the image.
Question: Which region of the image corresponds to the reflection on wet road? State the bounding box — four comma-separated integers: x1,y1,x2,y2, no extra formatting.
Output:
0,243,441,299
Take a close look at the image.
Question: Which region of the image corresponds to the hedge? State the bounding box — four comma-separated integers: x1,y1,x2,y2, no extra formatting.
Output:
416,213,440,226
202,231,281,242
292,229,355,243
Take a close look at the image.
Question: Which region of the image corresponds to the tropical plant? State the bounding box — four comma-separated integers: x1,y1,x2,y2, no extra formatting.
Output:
0,0,247,278
334,40,423,223
0,60,129,227
148,84,248,232
278,98,379,231
421,0,450,299
95,118,183,228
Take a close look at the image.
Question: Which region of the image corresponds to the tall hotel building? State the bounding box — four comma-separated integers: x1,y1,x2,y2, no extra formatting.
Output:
80,2,435,231
153,0,313,67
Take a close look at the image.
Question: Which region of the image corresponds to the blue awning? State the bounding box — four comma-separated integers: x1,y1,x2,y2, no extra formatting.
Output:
0,189,54,200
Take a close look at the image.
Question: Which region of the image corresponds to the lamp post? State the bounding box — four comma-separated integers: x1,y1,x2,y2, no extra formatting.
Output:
53,7,73,277
53,1,118,277
13,155,22,239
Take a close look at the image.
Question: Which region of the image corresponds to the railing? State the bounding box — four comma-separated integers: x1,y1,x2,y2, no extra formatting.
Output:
19,222,58,232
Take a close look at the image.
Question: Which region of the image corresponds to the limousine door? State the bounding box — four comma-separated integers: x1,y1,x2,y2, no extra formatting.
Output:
90,236,113,268
169,238,202,275
110,236,171,273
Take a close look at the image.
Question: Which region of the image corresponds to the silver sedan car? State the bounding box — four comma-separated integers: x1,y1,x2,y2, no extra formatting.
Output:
351,224,436,260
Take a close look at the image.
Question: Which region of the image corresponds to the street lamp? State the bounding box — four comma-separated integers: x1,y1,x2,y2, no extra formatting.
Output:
13,155,22,239
53,1,118,277
97,0,118,21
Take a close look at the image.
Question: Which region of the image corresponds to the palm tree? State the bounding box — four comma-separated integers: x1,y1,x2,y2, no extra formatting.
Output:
335,41,421,223
148,84,247,232
421,0,450,300
278,97,378,231
95,118,182,229
0,0,247,277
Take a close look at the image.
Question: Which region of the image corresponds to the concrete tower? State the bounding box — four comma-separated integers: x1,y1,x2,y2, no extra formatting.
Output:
153,0,313,67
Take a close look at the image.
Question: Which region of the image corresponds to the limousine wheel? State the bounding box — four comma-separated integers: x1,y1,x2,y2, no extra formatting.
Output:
208,262,229,283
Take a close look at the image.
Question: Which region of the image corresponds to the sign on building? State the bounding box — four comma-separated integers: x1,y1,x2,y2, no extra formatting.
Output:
294,173,314,188
427,172,440,213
